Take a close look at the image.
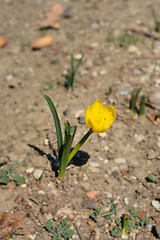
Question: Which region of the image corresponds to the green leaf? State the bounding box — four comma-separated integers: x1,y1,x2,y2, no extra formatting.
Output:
44,95,63,160
59,122,77,178
13,174,25,185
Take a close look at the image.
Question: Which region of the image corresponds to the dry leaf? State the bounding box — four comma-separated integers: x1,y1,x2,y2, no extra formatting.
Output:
31,36,53,49
41,4,63,29
0,36,8,48
0,211,27,238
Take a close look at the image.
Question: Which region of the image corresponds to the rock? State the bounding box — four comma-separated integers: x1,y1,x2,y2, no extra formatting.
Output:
38,190,45,195
74,53,83,60
90,22,99,30
118,83,133,96
91,71,98,78
113,157,126,164
134,134,145,143
33,169,43,180
81,199,97,209
99,69,107,76
44,138,49,146
90,42,99,49
6,74,13,82
80,69,88,76
81,182,90,191
7,153,17,162
98,132,107,138
152,200,160,211
78,116,85,124
134,68,142,76
149,90,160,108
128,45,140,54
63,108,70,116
89,162,100,168
155,221,160,237
146,149,157,160
26,167,34,173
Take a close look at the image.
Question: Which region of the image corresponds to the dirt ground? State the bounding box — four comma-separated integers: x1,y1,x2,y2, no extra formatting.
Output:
0,0,160,239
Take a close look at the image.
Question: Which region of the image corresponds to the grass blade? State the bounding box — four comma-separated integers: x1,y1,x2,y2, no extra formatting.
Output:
44,95,63,158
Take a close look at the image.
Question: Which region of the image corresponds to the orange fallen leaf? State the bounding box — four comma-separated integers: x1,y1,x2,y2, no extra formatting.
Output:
0,36,8,48
41,4,63,29
86,190,98,198
31,36,53,49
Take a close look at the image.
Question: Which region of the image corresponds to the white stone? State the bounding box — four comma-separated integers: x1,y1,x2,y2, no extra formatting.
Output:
33,169,43,180
99,69,107,76
128,45,140,53
124,197,129,206
44,138,49,146
134,134,145,143
38,190,45,195
113,157,126,164
26,167,34,173
89,162,100,168
152,200,160,211
90,42,99,49
74,53,83,60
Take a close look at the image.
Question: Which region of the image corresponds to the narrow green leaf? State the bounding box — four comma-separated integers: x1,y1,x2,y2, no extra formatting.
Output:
44,95,63,159
59,124,77,178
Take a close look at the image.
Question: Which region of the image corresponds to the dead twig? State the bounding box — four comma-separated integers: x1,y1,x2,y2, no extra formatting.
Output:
126,28,160,40
73,223,83,240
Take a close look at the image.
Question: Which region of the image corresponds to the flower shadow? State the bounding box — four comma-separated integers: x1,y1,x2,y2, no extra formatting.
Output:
28,144,90,177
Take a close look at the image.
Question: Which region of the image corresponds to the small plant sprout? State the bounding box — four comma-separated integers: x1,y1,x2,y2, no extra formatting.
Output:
46,218,75,240
151,4,160,35
111,207,150,237
0,165,25,186
65,52,84,91
44,95,116,178
130,86,145,116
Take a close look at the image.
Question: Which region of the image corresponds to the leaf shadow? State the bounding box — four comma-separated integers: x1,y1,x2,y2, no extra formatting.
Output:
28,144,90,177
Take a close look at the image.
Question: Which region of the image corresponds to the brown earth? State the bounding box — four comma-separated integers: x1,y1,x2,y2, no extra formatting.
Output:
0,0,160,239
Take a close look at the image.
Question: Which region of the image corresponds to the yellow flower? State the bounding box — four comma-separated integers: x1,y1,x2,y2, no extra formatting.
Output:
85,100,116,133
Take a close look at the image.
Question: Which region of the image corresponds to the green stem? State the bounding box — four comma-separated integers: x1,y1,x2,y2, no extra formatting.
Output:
67,128,93,164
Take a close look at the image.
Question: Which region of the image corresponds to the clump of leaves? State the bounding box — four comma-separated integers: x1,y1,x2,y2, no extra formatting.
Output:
65,52,84,91
107,33,138,47
46,218,75,240
90,203,118,223
147,173,160,183
111,207,150,237
130,86,145,116
0,165,25,186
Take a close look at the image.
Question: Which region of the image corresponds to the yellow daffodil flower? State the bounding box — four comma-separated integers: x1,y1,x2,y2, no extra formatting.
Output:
85,99,116,133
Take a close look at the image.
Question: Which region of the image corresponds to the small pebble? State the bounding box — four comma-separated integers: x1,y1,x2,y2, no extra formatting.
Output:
124,197,129,206
80,69,88,76
74,53,83,60
33,169,43,180
91,71,98,78
6,74,13,82
90,42,99,49
149,90,160,107
7,153,17,162
118,83,133,96
152,200,160,211
20,184,27,188
99,69,107,76
89,162,100,168
128,45,140,54
44,138,49,146
78,116,85,124
134,134,145,143
26,167,34,173
90,22,99,30
38,190,45,195
63,109,70,116
75,109,84,118
134,69,142,76
146,223,153,231
113,157,126,164
98,132,107,138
